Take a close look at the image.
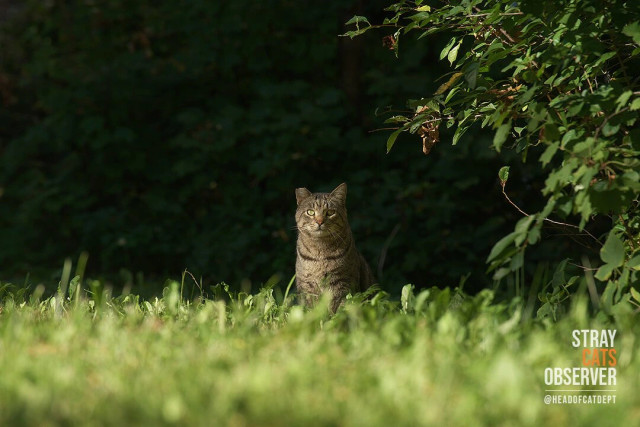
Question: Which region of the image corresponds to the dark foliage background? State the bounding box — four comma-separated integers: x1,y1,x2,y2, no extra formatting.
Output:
0,0,580,294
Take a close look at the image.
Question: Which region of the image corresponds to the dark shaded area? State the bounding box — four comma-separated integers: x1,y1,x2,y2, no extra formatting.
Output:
0,0,593,294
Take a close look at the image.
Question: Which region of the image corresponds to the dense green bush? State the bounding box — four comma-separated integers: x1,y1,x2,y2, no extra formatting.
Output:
346,0,640,311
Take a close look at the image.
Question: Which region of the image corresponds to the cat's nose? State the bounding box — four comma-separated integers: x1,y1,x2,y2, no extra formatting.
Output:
315,217,324,225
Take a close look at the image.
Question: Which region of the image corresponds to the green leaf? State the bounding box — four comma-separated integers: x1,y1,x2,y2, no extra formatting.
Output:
498,166,510,184
493,122,511,152
594,51,617,66
631,98,640,111
616,90,633,111
440,37,457,60
444,86,460,104
567,102,584,117
536,302,554,319
452,123,470,145
630,287,640,303
464,62,479,89
601,280,616,311
551,259,569,288
408,12,430,23
600,232,625,267
543,123,560,141
68,275,80,299
594,263,616,281
602,122,620,137
448,41,462,65
519,86,537,104
509,250,524,270
618,268,630,293
345,15,371,27
384,115,409,124
623,21,640,44
401,284,415,311
416,5,431,12
627,255,640,270
492,267,510,281
487,231,518,263
527,226,541,244
540,142,559,167
386,129,403,153
514,215,535,246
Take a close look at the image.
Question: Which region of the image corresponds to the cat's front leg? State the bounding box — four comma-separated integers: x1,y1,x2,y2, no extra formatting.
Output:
329,285,350,314
296,280,320,308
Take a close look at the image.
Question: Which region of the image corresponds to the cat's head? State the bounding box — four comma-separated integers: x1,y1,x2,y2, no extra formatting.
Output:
295,183,348,238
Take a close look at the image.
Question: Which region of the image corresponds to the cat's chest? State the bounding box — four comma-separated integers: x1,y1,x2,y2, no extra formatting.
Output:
296,239,354,273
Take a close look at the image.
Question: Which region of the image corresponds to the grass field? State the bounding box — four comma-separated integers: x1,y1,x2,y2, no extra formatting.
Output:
0,278,638,426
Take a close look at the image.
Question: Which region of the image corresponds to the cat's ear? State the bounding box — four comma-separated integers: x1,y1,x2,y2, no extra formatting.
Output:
295,188,312,205
330,182,347,205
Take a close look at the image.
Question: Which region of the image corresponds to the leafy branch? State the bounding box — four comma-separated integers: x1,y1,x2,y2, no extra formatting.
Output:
346,0,640,313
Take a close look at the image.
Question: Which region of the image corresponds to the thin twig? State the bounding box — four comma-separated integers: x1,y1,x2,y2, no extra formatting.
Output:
501,183,529,217
567,261,598,271
582,256,600,310
501,183,601,245
184,269,204,297
467,12,524,17
378,223,401,281
368,127,401,133
498,27,517,45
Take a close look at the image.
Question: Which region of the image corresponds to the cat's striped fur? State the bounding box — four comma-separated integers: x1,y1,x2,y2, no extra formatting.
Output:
294,183,375,313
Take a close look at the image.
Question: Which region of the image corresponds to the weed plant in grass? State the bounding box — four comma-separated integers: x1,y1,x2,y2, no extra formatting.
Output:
0,281,638,426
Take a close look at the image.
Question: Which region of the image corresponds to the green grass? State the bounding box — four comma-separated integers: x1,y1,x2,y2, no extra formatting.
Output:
0,280,638,426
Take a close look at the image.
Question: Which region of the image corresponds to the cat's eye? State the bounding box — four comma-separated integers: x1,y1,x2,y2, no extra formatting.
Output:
306,209,315,216
326,209,335,216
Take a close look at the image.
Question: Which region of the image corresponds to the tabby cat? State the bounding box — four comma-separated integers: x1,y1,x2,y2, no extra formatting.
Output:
294,183,375,313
